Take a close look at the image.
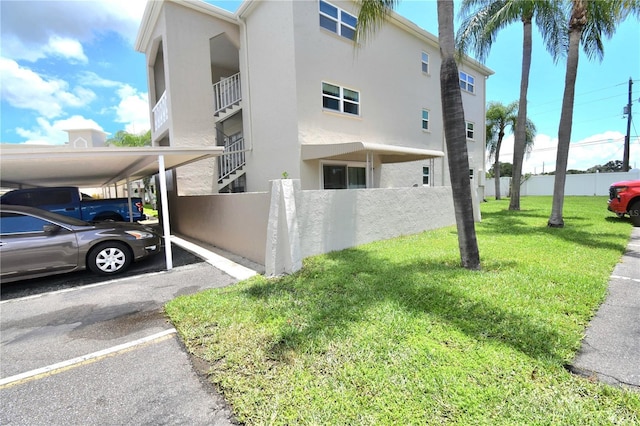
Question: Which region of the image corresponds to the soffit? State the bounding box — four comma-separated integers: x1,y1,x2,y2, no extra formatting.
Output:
0,146,224,189
301,142,444,164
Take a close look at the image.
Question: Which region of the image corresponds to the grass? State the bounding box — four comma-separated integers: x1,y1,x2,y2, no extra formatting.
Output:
165,196,640,424
143,204,158,218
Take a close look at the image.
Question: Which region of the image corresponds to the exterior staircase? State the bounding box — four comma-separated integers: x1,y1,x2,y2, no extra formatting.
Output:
213,72,241,119
217,134,247,192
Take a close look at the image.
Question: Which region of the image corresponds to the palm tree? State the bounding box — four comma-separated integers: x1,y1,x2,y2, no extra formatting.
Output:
486,101,517,200
355,0,480,270
548,0,639,227
457,0,565,211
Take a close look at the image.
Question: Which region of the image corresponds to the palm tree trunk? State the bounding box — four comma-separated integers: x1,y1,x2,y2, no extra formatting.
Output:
437,0,480,270
549,4,584,227
509,17,533,211
494,136,503,200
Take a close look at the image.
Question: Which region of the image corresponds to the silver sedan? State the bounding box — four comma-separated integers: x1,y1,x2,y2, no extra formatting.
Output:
0,205,161,283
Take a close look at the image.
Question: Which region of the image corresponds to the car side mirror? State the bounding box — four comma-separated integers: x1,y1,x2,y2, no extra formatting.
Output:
43,224,61,234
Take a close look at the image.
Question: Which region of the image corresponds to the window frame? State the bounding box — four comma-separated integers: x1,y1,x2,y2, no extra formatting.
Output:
421,51,429,74
421,108,430,131
459,71,475,94
322,82,360,116
466,121,475,140
422,166,430,187
321,161,367,189
319,0,357,41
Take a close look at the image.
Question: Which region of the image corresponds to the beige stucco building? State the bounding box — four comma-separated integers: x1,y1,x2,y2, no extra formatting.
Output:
135,0,493,196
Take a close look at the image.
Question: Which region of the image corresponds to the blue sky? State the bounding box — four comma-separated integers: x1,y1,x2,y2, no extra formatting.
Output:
1,0,638,174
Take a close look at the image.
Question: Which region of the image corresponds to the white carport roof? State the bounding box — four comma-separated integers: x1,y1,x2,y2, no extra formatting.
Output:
0,145,223,188
0,145,224,271
301,142,444,163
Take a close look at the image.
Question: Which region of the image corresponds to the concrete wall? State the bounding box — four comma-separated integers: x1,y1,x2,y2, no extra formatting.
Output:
264,180,456,275
485,170,640,197
296,185,456,258
169,179,457,275
169,191,270,265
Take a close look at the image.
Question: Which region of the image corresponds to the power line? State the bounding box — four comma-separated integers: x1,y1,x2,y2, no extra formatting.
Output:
526,80,639,111
497,136,630,156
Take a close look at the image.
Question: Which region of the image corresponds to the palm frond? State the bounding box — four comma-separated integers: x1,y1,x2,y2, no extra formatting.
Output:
354,0,399,45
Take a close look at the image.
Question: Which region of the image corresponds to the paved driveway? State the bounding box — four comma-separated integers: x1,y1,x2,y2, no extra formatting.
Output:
1,262,238,425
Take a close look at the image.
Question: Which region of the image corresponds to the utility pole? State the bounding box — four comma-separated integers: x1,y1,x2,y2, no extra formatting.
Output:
623,77,632,172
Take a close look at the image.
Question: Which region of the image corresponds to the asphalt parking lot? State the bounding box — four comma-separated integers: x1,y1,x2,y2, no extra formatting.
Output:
1,250,246,425
0,245,203,300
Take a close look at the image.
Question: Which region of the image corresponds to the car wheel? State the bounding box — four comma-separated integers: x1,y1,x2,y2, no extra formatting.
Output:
88,242,132,275
630,201,640,227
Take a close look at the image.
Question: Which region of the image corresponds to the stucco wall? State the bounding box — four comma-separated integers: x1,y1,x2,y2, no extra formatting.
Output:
296,186,456,258
169,191,270,265
169,180,456,274
161,2,241,195
240,1,302,192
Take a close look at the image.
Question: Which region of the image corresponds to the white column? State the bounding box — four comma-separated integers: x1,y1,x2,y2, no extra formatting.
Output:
158,155,173,270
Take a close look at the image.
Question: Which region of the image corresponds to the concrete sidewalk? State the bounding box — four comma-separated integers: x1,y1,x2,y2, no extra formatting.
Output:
570,226,640,390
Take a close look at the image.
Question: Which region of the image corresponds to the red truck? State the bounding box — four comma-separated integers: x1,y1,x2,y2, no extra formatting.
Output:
608,180,640,226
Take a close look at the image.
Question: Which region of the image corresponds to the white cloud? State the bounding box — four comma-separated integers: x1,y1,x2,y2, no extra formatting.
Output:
0,58,96,118
493,131,638,174
77,71,122,88
114,85,150,134
16,116,104,145
45,36,88,63
0,0,146,62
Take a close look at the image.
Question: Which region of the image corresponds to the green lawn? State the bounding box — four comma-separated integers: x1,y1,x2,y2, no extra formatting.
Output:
166,196,640,424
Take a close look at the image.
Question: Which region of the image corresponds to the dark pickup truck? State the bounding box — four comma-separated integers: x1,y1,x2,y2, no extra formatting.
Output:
1,186,146,222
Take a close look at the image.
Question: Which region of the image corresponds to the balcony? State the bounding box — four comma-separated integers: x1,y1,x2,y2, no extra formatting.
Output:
152,91,168,131
213,72,241,116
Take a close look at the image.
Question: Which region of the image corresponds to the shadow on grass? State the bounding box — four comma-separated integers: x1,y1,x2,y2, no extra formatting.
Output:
480,208,629,252
243,249,561,364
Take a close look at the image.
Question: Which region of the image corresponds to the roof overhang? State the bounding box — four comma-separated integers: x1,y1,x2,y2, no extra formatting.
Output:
0,146,224,188
301,142,444,164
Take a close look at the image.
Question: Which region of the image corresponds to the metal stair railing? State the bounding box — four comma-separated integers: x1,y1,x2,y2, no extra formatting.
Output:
218,136,246,183
213,72,241,115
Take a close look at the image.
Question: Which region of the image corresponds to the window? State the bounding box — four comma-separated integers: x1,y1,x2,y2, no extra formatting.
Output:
322,82,360,116
323,164,366,189
319,0,357,40
422,109,430,130
0,212,50,235
421,51,429,74
466,121,475,140
422,166,430,186
459,71,475,93
1,189,72,207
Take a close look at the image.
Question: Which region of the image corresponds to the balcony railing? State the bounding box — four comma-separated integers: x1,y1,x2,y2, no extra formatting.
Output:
152,91,168,131
213,72,241,115
218,136,246,183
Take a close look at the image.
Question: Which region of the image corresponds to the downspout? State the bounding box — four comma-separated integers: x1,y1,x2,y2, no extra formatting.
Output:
238,14,253,153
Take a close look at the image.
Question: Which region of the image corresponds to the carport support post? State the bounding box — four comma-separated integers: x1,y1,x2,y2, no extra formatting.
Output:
158,155,173,270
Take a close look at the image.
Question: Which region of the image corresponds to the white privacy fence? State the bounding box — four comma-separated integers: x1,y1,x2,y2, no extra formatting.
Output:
485,170,640,198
